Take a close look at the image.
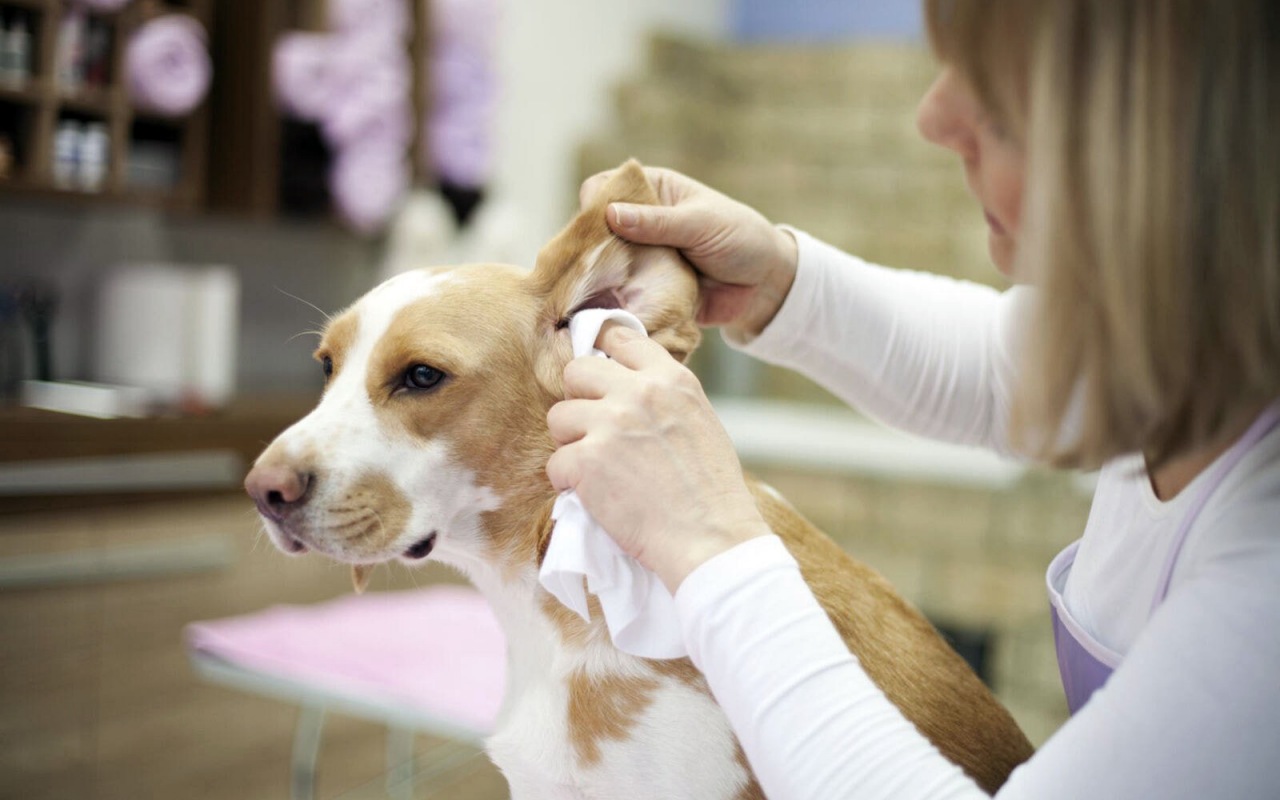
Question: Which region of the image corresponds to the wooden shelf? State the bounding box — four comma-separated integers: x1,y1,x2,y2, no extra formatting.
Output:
0,0,211,208
0,0,54,11
0,80,45,105
55,87,116,115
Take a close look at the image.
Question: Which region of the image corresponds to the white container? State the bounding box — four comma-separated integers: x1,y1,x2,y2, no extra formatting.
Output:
1,14,31,87
78,122,109,191
93,264,241,409
52,121,81,189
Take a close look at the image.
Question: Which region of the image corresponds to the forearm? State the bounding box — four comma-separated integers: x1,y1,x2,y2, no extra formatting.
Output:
727,229,1031,456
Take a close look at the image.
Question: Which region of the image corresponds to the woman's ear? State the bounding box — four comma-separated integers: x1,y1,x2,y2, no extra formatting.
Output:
530,160,701,387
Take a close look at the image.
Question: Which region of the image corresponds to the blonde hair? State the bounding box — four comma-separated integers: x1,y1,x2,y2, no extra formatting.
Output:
927,0,1280,468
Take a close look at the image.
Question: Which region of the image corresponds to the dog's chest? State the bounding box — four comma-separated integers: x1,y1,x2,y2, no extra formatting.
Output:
481,595,753,800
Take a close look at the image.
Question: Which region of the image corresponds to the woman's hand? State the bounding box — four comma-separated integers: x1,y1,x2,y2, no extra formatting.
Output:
579,165,799,339
545,322,773,593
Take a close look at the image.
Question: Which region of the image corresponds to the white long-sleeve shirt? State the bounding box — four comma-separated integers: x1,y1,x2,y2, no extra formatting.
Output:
676,229,1280,799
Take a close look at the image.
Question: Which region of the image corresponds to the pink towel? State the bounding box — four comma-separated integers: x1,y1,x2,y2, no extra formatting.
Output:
125,14,212,116
329,0,411,42
74,0,131,11
185,585,506,735
329,142,410,234
320,39,413,148
426,0,499,187
272,32,340,120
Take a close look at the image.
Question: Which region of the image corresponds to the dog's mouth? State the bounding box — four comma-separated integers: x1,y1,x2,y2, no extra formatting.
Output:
403,532,438,560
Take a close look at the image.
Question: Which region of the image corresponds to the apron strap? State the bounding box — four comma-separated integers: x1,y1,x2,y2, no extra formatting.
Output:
1150,402,1280,615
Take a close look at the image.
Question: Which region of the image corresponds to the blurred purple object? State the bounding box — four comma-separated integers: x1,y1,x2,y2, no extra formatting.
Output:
273,32,338,120
74,0,131,11
427,0,499,187
319,32,413,146
328,0,410,42
330,144,410,234
125,14,211,116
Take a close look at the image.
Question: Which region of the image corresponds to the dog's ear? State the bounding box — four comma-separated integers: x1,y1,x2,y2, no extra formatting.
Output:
530,160,701,396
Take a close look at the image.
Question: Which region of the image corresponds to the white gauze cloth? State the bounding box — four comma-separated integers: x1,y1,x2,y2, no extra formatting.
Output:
537,308,687,660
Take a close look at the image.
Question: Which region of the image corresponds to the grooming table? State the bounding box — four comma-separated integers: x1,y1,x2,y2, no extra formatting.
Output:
186,585,506,800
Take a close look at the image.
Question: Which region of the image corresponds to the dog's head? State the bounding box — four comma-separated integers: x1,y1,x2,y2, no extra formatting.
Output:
244,161,700,588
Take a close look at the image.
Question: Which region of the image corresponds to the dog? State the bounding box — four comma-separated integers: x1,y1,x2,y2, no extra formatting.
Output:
244,160,1034,798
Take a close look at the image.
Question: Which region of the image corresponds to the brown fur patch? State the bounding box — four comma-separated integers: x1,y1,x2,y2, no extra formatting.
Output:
335,469,411,551
314,310,359,384
733,741,765,800
567,670,661,767
748,479,1035,793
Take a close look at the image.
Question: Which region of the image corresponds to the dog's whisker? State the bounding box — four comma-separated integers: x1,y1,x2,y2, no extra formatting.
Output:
274,287,333,324
286,329,325,345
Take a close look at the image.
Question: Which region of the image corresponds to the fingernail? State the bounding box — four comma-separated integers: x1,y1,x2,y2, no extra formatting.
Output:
611,203,638,228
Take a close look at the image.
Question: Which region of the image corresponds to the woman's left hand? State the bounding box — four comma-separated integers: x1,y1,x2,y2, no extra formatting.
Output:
545,322,773,593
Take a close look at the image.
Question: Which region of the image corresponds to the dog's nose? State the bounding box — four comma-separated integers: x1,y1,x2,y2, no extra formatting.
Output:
244,464,313,520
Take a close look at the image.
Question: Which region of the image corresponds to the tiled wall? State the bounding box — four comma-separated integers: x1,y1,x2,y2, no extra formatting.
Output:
580,34,1088,745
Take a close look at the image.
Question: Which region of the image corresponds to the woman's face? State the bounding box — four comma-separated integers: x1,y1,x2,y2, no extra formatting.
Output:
916,67,1026,278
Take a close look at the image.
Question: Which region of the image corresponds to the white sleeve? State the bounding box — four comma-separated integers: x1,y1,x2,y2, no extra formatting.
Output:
677,535,1280,800
726,229,1032,457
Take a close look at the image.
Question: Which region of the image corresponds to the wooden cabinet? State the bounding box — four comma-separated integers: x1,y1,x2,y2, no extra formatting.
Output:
0,0,212,211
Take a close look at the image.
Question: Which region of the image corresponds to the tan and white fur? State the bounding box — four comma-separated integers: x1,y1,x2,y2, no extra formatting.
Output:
245,161,1034,799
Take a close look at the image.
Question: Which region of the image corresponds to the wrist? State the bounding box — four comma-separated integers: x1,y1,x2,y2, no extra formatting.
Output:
727,226,798,340
654,515,775,595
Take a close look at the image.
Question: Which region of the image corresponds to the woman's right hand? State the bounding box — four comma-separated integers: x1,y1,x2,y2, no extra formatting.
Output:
579,165,799,339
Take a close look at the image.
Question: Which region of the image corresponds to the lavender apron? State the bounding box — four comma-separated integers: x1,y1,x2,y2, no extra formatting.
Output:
1046,403,1280,715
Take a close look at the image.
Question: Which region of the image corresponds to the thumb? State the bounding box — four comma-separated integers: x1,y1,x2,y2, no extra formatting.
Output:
608,202,703,249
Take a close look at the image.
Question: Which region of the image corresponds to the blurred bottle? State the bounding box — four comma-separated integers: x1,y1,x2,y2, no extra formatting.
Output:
57,9,86,93
53,120,81,189
1,12,32,87
84,20,110,88
0,284,25,402
0,135,14,181
78,122,108,191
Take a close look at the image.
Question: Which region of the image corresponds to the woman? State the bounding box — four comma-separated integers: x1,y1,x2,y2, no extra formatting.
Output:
546,1,1280,797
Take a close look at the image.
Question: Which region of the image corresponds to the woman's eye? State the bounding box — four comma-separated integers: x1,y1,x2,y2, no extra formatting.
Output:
404,364,445,391
322,356,333,379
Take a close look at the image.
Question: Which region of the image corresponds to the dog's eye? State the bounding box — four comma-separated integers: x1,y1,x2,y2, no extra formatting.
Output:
404,364,445,391
321,356,333,379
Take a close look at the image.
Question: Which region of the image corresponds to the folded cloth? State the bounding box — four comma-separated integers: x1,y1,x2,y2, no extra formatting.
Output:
427,44,497,187
125,14,211,117
320,43,413,148
538,308,687,660
329,143,410,234
426,0,500,186
272,32,338,120
75,0,131,11
328,0,410,42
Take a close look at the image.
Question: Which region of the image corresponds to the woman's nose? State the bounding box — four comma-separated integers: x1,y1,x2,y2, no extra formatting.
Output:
916,68,978,161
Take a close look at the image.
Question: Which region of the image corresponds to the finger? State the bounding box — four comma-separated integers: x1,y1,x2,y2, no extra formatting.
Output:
562,354,629,400
596,323,675,370
606,201,713,250
545,444,583,492
546,398,596,445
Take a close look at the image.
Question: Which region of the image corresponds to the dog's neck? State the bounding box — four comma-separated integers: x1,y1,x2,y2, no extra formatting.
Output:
437,486,617,671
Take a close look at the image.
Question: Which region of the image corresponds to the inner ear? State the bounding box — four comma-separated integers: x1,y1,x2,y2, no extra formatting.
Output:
529,160,701,397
